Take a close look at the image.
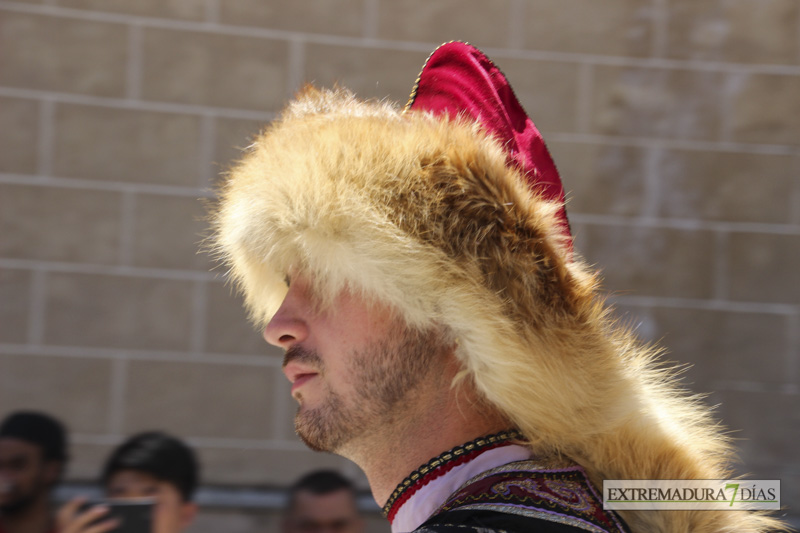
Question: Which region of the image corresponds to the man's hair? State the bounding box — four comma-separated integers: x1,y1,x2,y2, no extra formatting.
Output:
288,470,356,508
0,411,68,462
101,431,199,502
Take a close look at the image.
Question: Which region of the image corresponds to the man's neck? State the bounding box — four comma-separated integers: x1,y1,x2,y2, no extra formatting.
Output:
366,423,509,506
0,497,53,533
340,375,510,507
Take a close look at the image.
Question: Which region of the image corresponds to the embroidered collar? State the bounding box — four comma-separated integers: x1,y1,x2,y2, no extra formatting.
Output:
382,429,522,522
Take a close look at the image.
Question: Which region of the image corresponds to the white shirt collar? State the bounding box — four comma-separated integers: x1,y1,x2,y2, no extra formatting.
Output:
390,444,532,533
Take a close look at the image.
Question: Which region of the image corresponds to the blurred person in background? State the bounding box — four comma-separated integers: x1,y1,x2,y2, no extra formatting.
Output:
57,431,198,533
283,470,364,533
0,411,68,533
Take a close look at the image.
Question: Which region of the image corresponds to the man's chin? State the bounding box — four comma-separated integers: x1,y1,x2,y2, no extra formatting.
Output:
295,428,331,452
294,407,353,453
294,414,333,452
0,495,34,515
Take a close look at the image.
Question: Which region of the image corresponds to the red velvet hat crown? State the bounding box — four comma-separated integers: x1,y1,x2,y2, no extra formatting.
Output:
406,41,571,242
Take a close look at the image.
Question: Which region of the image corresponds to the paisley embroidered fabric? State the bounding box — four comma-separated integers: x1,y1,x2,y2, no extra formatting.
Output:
413,459,629,533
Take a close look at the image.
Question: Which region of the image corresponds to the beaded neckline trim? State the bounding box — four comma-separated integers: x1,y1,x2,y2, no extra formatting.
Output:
383,429,522,521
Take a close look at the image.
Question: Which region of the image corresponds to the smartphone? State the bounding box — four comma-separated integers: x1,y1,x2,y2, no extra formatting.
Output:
77,499,155,533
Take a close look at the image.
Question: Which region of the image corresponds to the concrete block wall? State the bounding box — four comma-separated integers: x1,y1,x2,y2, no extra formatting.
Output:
1,0,798,529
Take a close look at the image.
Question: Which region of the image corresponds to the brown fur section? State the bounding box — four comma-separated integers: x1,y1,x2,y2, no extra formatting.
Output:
210,87,785,532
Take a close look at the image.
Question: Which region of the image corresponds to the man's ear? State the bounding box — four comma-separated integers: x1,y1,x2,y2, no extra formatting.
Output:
179,502,198,530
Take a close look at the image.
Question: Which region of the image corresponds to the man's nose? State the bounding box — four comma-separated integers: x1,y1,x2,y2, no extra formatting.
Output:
263,288,310,349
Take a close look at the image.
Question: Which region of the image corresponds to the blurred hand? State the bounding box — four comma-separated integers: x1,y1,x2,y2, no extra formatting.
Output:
57,497,120,533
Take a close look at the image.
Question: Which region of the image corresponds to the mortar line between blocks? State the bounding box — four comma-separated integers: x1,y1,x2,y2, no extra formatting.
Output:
27,268,47,345
713,379,791,394
287,38,306,98
36,99,55,176
651,0,668,58
507,0,525,50
545,131,797,156
362,0,379,39
786,310,799,388
712,230,729,301
0,257,219,282
797,4,800,66
0,86,275,121
791,154,800,226
718,72,747,144
199,114,216,188
204,0,219,23
0,172,214,197
71,433,306,451
569,213,800,235
108,357,128,434
640,147,662,219
576,62,594,134
117,191,137,266
608,295,796,315
190,280,208,354
0,342,281,366
126,23,143,100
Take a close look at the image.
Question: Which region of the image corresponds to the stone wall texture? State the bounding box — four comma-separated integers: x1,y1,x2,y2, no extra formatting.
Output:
1,0,798,530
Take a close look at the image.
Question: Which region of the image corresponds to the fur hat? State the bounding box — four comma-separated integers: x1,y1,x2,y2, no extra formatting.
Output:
211,42,783,532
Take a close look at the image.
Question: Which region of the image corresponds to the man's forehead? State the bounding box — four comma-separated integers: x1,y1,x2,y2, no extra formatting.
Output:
107,468,162,487
0,437,42,459
293,488,358,513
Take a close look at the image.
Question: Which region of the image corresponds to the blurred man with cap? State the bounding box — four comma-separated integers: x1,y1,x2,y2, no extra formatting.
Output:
211,42,783,532
57,431,199,533
282,470,364,533
0,411,68,533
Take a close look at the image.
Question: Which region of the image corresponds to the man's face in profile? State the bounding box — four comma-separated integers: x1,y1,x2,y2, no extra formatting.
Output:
0,438,58,514
269,273,443,455
283,488,364,533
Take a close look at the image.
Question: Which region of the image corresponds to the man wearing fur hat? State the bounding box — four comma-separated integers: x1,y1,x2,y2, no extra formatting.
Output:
211,42,783,533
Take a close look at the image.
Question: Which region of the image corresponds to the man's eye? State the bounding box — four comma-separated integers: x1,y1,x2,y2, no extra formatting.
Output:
284,275,291,287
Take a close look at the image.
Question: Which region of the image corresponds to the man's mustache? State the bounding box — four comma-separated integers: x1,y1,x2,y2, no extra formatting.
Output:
283,345,323,369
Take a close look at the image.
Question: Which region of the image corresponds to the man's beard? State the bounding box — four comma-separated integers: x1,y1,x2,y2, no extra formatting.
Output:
286,325,442,453
0,478,46,516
